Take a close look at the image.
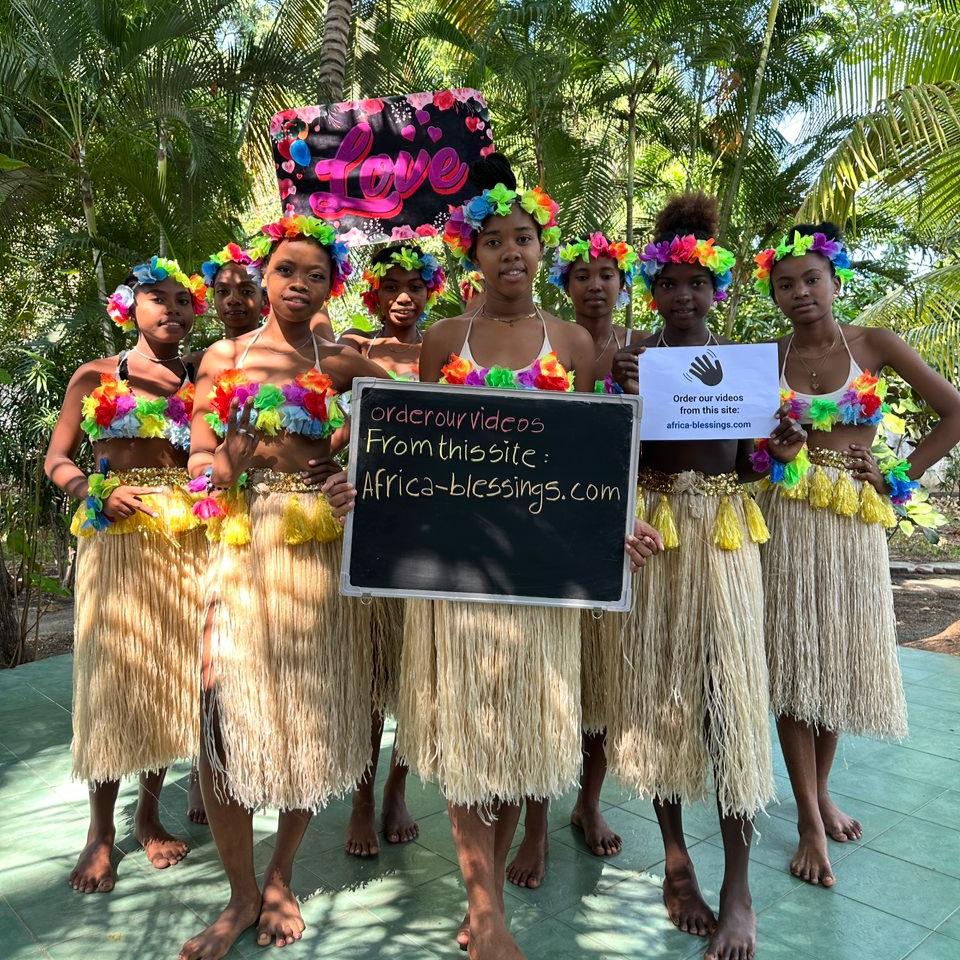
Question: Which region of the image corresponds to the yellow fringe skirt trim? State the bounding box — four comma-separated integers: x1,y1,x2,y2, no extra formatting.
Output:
760,448,898,528
71,473,205,782
396,599,581,808
70,468,200,539
756,464,907,739
638,469,769,551
581,609,610,734
203,479,372,811
608,485,775,817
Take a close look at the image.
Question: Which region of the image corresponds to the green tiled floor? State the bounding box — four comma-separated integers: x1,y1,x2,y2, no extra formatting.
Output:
0,647,958,959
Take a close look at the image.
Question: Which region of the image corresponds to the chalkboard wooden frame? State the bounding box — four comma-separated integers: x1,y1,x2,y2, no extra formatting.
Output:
340,379,642,611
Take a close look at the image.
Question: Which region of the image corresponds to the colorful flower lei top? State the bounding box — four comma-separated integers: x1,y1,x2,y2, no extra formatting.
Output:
80,374,195,450
440,352,572,391
549,233,640,309
106,257,208,332
637,235,735,310
204,368,345,439
246,216,352,299
361,245,446,319
753,231,854,296
443,183,561,270
781,371,888,430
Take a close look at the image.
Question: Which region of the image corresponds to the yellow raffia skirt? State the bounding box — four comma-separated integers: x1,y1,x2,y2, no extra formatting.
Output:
396,599,581,808
756,448,907,738
581,610,610,735
372,596,404,717
607,470,775,818
70,468,204,783
202,470,372,811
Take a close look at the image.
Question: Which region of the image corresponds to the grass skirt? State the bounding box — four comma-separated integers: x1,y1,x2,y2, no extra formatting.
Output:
203,475,372,811
757,460,908,738
581,610,610,735
372,596,404,717
608,473,775,817
71,469,204,783
396,599,581,808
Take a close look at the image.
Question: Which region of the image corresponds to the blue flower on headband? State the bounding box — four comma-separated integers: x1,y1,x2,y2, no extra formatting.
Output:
132,256,172,285
464,194,494,229
419,253,440,283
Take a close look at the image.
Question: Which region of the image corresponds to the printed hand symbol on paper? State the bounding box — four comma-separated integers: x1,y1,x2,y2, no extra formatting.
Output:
687,352,723,386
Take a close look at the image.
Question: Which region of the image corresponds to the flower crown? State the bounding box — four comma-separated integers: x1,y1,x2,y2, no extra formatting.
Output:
246,215,352,298
549,233,640,309
753,231,854,296
106,256,208,332
361,245,446,318
443,183,561,270
638,235,735,311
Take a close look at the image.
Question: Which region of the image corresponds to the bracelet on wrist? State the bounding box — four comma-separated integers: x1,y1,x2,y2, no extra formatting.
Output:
750,440,810,489
83,458,121,531
882,458,920,505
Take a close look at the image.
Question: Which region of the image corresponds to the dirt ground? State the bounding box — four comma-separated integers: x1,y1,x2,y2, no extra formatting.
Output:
12,571,960,663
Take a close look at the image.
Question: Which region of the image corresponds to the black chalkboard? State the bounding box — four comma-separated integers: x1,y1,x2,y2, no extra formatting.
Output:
269,90,493,244
341,380,642,610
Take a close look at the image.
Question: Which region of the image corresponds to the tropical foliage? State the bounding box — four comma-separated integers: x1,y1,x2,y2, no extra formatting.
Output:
1,0,958,661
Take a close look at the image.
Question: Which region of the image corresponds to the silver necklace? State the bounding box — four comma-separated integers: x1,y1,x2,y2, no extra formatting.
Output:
131,345,185,368
656,328,716,347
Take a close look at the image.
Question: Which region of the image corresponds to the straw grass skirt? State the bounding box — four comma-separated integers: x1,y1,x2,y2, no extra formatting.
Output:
396,599,581,808
757,457,907,738
71,469,204,783
372,596,404,717
204,475,372,811
581,610,610,735
608,473,775,817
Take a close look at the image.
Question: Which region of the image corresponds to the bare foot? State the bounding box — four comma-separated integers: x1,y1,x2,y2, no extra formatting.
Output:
187,767,208,825
819,793,862,842
257,864,305,948
662,857,716,937
705,887,755,960
382,786,418,845
457,912,470,951
790,826,835,886
345,796,380,857
68,831,115,894
134,814,188,869
571,802,623,857
468,914,523,960
178,895,260,960
506,832,548,889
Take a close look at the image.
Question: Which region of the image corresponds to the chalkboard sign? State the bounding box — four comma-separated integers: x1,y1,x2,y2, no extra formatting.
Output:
341,380,642,610
269,90,493,244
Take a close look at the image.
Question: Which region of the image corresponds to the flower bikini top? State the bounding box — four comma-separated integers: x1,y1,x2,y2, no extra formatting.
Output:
440,312,573,391
780,330,888,430
205,328,345,439
80,353,196,450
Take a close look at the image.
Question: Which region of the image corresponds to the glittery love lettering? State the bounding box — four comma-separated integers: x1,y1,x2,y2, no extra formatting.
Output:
310,123,469,219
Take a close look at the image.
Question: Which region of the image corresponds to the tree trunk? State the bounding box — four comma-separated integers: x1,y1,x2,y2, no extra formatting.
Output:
717,0,780,244
0,564,21,668
318,0,354,102
157,128,169,257
78,146,114,348
625,95,637,330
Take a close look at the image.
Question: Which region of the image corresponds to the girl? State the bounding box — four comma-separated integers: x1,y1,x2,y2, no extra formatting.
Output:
752,222,960,887
329,154,663,960
505,234,645,890
177,216,385,960
203,243,267,339
610,194,802,960
339,243,446,858
44,257,208,893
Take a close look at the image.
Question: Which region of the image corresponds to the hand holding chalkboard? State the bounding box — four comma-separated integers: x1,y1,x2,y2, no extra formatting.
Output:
340,379,643,609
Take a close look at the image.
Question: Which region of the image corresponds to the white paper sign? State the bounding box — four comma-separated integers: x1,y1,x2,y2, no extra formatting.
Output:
638,343,779,441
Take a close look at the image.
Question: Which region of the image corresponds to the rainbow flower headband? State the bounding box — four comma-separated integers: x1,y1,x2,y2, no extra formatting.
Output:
549,233,639,309
638,236,735,310
443,183,561,269
753,231,854,296
361,246,446,318
106,257,208,332
247,215,352,298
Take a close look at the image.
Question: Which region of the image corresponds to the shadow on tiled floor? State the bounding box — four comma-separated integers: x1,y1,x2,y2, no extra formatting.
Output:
0,648,958,959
